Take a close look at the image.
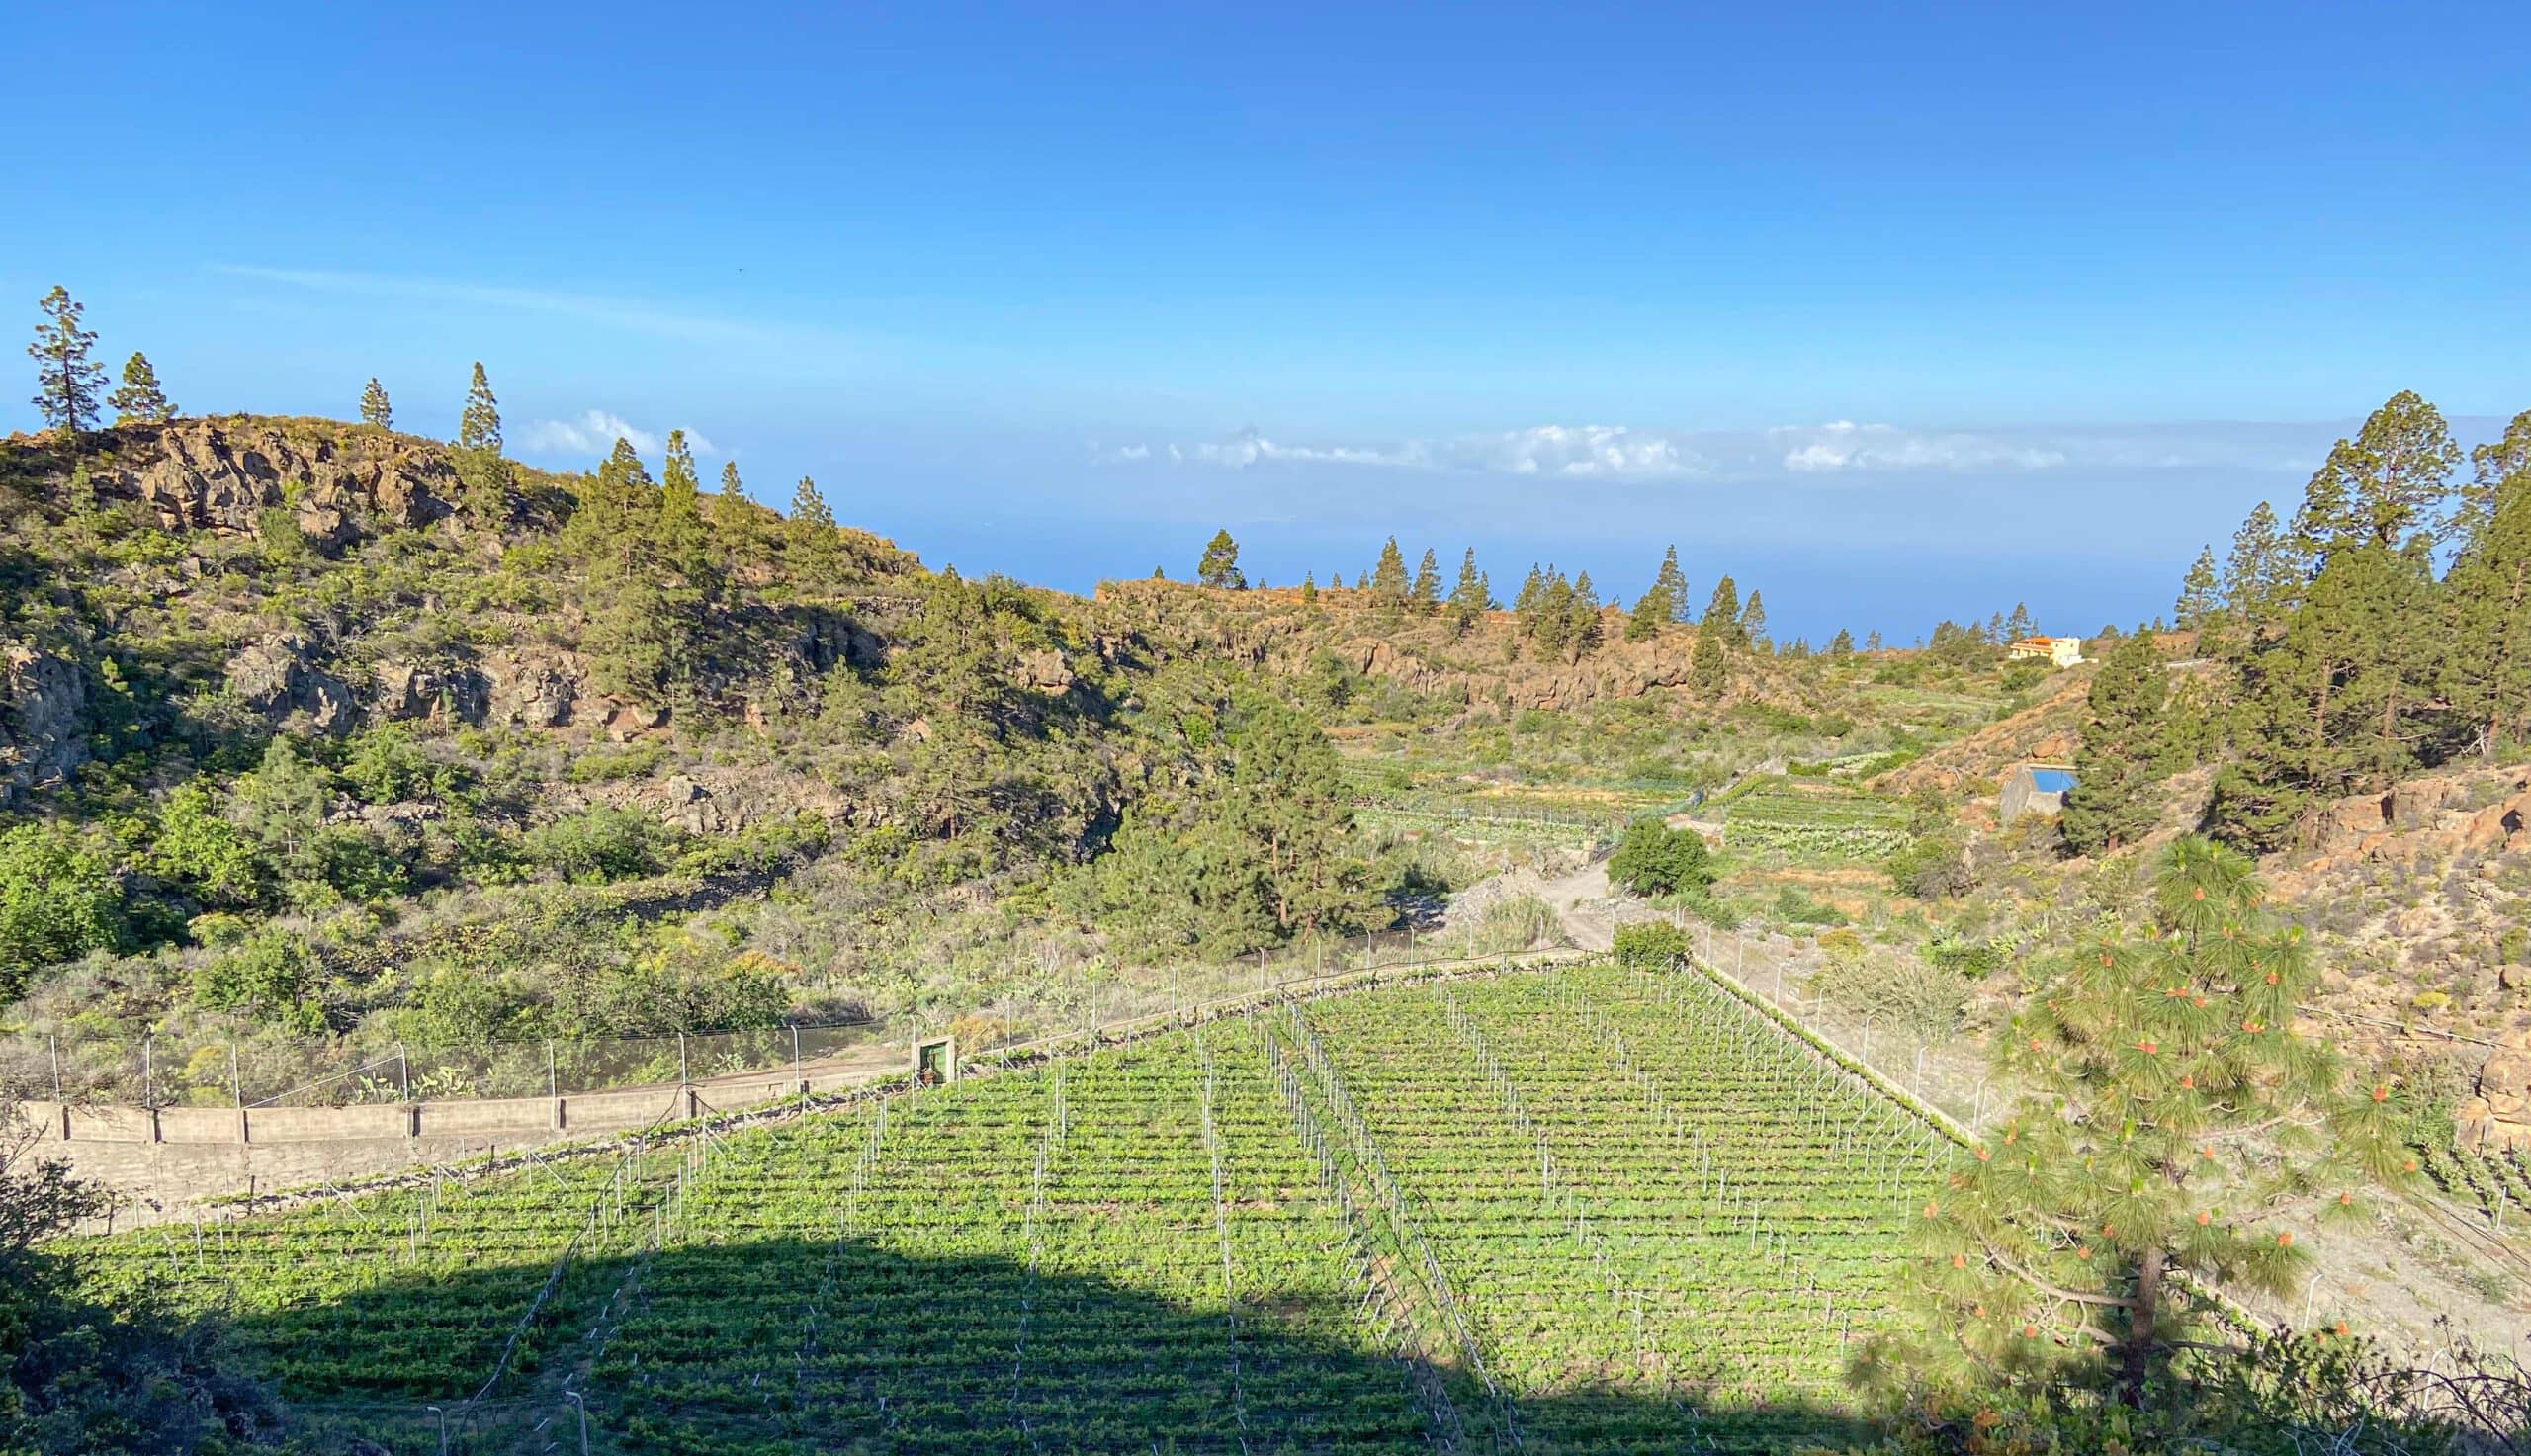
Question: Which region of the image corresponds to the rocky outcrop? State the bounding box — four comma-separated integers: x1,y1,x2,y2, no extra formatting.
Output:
227,634,356,734
2457,1030,2531,1152
635,768,857,835
107,418,459,551
0,643,87,795
373,658,489,724
482,653,579,728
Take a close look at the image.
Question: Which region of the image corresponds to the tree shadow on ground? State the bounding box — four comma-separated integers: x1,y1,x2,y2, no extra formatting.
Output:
233,1233,1876,1455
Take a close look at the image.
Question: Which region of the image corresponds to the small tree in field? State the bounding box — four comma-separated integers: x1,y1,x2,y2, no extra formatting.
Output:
1863,837,2413,1413
359,377,393,428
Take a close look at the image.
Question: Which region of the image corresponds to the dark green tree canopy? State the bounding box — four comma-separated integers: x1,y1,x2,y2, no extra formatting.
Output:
2060,628,2170,857
358,377,393,428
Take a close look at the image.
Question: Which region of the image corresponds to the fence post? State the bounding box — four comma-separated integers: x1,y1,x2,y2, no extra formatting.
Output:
792,1024,805,1098
677,1032,688,1085
230,1044,247,1145
48,1033,61,1103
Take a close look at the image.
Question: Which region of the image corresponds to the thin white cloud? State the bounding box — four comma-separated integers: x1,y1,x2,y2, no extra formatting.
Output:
1101,424,1703,480
1101,419,2332,481
1773,421,2067,473
522,410,718,460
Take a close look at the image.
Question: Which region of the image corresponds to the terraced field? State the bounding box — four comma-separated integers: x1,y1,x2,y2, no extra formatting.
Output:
77,963,1951,1454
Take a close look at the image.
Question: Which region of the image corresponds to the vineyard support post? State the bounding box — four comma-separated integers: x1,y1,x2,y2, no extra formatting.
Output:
141,1037,153,1109
1912,1046,1925,1096
398,1042,409,1102
566,1389,590,1456
426,1404,448,1456
48,1033,60,1104
229,1044,246,1145
792,1024,804,1099
677,1032,688,1086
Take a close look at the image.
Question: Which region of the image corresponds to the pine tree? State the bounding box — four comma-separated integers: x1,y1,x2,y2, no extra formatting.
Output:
1868,838,2410,1409
1564,572,1602,661
359,378,393,429
2172,546,2223,642
1739,590,1769,652
709,460,751,535
1369,537,1410,605
1532,572,1574,656
1701,576,1741,642
1624,587,1668,642
790,475,835,531
1299,572,1318,604
2289,390,2462,558
2220,501,2294,651
1446,548,1489,638
2446,410,2531,754
2004,602,2035,642
1411,548,1441,613
2208,544,2427,850
106,352,174,423
2059,630,2170,856
1826,628,1855,657
1865,630,1884,652
457,362,502,453
27,286,105,435
1654,545,1692,624
657,429,711,578
1197,529,1245,589
576,439,687,701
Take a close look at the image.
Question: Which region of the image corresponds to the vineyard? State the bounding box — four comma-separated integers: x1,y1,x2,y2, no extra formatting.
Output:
76,963,1952,1454
1722,782,1914,860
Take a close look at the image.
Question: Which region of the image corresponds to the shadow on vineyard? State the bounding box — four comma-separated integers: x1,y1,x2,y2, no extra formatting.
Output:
236,1233,1872,1454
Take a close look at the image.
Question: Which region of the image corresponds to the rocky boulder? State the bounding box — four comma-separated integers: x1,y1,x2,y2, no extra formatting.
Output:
0,643,88,795
373,657,489,724
227,634,357,734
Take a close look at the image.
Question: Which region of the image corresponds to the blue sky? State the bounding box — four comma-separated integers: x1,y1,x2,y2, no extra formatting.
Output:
6,2,2527,640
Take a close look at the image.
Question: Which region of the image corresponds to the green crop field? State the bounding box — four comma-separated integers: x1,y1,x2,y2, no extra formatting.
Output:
1723,782,1915,860
77,964,1951,1454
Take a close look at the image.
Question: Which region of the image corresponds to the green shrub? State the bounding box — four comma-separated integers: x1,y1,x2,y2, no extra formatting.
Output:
190,929,326,1033
1925,935,2006,978
1607,818,1715,897
1773,885,1847,926
523,808,674,883
0,823,130,999
1613,920,1691,968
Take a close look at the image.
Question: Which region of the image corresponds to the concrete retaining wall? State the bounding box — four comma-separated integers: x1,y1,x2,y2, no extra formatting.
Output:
29,1042,909,1224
